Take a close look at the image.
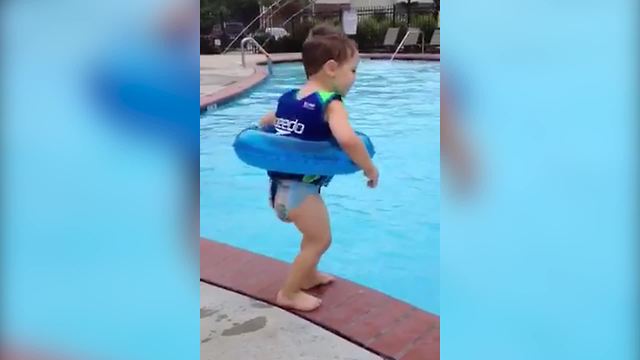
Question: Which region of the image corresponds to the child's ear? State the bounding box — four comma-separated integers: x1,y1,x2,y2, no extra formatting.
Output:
324,60,338,77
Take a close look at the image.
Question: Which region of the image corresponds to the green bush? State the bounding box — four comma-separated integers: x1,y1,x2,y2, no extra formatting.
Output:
387,15,438,52
355,17,391,50
409,14,438,44
372,11,388,22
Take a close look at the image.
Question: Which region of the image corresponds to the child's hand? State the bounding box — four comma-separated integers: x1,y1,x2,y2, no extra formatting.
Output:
364,165,379,188
259,111,277,128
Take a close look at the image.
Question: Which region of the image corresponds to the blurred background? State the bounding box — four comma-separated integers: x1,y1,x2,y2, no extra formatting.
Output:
1,0,638,359
1,0,199,359
440,0,639,359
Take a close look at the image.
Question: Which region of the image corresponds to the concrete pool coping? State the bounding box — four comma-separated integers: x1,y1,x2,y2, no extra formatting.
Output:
201,282,384,360
199,52,439,111
201,238,440,360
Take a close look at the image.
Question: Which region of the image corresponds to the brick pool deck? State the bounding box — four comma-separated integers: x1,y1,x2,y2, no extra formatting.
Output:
200,52,440,359
201,239,440,360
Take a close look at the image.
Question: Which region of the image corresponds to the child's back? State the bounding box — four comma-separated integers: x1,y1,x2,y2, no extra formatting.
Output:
264,89,344,189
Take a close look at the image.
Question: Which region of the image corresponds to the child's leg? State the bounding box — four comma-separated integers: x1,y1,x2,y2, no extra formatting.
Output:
276,193,331,311
299,233,334,290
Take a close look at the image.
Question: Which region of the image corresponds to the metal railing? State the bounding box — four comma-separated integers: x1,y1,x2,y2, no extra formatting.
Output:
221,0,297,54
241,37,272,73
390,30,425,61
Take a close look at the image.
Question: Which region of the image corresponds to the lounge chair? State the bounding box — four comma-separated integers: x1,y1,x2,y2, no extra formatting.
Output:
382,27,400,51
382,28,400,46
430,28,440,46
395,27,424,53
429,28,440,52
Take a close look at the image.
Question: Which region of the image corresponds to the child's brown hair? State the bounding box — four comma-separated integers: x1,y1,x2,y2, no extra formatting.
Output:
302,33,358,78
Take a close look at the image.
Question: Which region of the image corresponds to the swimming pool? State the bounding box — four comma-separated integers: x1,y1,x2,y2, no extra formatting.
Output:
201,60,440,314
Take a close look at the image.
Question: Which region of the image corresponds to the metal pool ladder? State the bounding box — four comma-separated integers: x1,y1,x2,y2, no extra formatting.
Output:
390,29,425,61
241,37,273,74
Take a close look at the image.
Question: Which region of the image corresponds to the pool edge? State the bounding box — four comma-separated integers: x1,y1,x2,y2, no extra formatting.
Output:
200,237,440,360
199,53,440,112
200,65,269,112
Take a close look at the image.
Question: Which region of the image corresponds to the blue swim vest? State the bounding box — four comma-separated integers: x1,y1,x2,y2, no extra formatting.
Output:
234,89,375,176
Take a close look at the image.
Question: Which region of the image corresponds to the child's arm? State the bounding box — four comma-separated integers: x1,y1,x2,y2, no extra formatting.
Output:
259,111,276,127
327,101,378,187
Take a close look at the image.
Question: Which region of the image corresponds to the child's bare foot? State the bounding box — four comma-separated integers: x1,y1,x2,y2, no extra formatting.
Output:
276,290,322,311
302,272,335,290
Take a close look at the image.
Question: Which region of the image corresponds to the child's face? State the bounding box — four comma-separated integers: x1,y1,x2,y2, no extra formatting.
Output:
328,52,359,96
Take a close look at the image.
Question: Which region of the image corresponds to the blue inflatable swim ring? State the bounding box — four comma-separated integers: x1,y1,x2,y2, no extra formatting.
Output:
233,127,375,176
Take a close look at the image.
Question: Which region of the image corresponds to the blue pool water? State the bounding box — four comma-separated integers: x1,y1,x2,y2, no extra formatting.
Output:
201,60,440,314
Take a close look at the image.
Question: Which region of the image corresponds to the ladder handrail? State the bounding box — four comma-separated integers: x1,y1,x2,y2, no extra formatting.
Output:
390,30,425,61
241,37,273,73
221,0,297,54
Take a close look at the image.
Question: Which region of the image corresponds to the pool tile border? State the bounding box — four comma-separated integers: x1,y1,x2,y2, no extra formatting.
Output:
199,52,439,111
200,238,440,360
